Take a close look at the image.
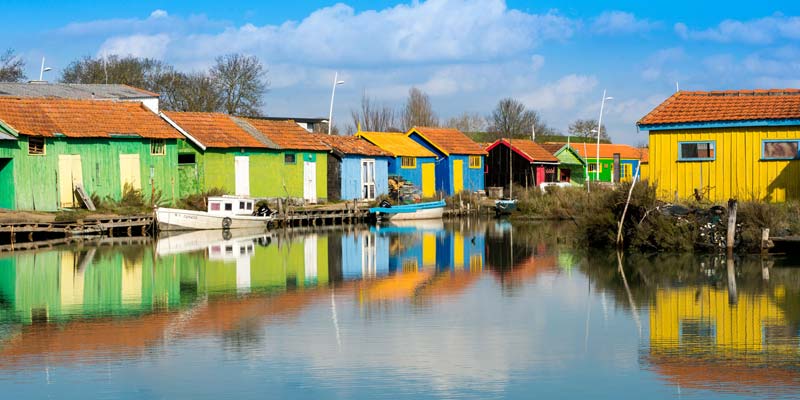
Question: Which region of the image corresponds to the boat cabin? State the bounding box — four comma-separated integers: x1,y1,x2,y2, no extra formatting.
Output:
207,196,255,216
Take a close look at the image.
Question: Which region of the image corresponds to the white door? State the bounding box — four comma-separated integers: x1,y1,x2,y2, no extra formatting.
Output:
303,161,316,203
234,156,250,196
119,154,141,192
361,233,376,278
361,159,376,200
304,235,318,283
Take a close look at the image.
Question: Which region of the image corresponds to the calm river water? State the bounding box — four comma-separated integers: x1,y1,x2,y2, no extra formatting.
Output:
0,220,799,399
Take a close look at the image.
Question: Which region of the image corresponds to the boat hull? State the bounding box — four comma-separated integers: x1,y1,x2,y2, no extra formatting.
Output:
156,207,271,231
369,200,446,221
383,206,444,221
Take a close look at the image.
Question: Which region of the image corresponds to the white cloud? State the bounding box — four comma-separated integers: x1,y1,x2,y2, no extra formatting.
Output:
674,15,800,44
150,9,168,19
640,47,686,81
591,11,659,35
98,34,171,59
520,74,598,111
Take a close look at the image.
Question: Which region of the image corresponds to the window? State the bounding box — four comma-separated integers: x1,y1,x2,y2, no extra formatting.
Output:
178,153,195,164
679,141,715,161
150,139,165,155
28,137,45,155
762,140,800,160
469,155,481,169
588,164,598,172
401,156,416,169
210,202,220,211
284,153,296,164
225,203,233,211
240,201,246,210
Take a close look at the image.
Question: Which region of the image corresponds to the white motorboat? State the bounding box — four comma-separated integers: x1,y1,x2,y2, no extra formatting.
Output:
156,196,272,231
368,200,446,221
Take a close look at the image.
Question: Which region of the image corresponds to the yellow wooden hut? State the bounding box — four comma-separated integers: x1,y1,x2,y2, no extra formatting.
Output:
637,89,800,202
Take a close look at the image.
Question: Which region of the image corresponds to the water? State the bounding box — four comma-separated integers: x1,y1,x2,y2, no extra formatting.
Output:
0,220,799,399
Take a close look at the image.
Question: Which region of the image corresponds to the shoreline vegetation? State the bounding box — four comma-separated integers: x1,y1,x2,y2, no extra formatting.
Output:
510,182,800,253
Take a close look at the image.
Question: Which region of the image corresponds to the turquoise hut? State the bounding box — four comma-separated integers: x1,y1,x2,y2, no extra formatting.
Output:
406,126,486,196
356,131,437,198
311,134,391,201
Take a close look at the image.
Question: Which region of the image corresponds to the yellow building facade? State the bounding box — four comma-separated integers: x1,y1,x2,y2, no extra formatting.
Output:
638,90,800,202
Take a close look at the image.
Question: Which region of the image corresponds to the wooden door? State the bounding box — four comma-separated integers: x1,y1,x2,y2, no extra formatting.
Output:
304,161,317,203
58,155,83,207
453,159,464,193
421,163,435,198
234,156,250,196
119,154,141,193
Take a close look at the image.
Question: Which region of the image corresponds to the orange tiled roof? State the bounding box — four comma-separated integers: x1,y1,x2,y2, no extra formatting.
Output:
310,134,391,157
239,117,329,151
409,126,486,155
487,139,558,163
0,98,181,139
164,111,272,148
546,142,644,160
538,143,567,155
640,148,649,163
638,89,800,126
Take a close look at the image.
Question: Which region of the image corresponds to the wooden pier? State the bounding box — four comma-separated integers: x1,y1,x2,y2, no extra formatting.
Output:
0,215,155,251
270,207,372,228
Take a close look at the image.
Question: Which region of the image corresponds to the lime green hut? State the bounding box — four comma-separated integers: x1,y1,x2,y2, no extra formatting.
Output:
0,98,182,211
162,112,330,203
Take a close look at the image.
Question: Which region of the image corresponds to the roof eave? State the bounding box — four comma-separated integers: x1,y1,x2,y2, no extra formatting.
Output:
159,112,207,151
638,118,800,131
406,128,450,156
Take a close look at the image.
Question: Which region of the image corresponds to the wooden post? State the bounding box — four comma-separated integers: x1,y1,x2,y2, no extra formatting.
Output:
726,256,738,305
726,199,738,254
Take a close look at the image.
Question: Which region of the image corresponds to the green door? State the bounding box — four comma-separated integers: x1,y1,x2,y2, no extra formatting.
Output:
0,158,14,209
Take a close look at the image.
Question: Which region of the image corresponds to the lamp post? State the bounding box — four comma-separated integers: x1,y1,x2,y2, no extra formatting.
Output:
327,72,345,135
39,57,52,81
595,90,613,182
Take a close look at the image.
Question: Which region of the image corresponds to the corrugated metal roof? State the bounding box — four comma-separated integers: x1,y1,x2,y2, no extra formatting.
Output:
0,98,181,139
356,131,436,157
0,83,159,99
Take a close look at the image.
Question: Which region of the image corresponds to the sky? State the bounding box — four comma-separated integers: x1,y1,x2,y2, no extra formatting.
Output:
2,0,800,145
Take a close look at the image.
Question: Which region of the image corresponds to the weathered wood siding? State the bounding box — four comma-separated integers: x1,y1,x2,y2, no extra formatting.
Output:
328,154,342,201
648,126,800,202
340,156,389,200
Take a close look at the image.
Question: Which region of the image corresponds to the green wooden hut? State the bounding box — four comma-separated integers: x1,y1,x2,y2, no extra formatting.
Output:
0,98,182,211
162,112,330,203
539,143,587,186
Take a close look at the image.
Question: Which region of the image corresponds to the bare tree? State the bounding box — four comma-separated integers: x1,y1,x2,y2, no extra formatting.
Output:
351,92,399,132
489,98,553,139
210,54,268,116
568,118,609,141
159,72,220,112
0,49,26,82
401,87,438,130
61,55,172,90
445,112,486,133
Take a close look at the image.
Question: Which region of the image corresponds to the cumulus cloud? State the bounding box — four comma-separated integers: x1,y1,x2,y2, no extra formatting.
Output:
640,47,686,81
520,74,598,111
591,11,659,35
675,15,800,44
98,34,171,59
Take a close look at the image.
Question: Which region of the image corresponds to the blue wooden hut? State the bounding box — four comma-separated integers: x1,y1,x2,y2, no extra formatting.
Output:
356,131,437,198
406,126,486,196
312,134,391,201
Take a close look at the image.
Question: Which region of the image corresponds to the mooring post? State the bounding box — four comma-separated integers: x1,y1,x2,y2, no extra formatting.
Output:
726,199,738,254
727,256,738,305
761,228,771,281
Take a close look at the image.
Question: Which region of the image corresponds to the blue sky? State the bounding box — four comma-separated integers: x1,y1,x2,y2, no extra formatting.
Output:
3,0,800,144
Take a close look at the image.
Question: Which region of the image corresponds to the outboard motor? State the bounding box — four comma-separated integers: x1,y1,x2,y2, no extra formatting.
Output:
379,199,392,208
255,204,272,216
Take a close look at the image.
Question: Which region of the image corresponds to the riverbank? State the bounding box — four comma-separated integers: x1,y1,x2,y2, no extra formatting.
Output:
509,183,800,253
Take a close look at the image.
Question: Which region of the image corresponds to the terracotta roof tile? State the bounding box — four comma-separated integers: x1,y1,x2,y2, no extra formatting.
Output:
356,131,437,157
487,139,558,163
638,89,800,126
238,117,329,151
0,98,181,139
310,134,391,157
538,143,567,155
545,142,645,160
164,111,273,148
409,126,486,155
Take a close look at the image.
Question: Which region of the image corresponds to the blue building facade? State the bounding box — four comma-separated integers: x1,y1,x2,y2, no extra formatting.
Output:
406,127,486,196
339,155,390,201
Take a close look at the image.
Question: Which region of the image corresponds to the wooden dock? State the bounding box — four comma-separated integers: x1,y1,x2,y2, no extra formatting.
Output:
270,207,372,228
0,215,155,251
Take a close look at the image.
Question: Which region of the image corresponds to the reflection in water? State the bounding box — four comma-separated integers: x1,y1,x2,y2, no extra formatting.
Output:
0,221,798,399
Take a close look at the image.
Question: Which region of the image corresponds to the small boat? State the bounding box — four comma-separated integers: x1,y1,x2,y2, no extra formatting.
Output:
494,198,518,216
369,199,446,221
156,196,273,231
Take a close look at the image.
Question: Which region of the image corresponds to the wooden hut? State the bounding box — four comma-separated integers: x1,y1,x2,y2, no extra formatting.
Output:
539,143,588,186
547,142,644,183
0,98,182,211
638,89,800,202
406,126,486,195
356,131,437,198
311,134,391,201
484,139,559,192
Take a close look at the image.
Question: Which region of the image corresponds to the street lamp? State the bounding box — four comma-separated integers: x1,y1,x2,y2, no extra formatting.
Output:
327,72,345,135
595,90,613,182
39,57,52,81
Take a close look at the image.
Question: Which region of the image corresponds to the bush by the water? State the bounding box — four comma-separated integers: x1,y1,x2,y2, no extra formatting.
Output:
176,188,227,211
